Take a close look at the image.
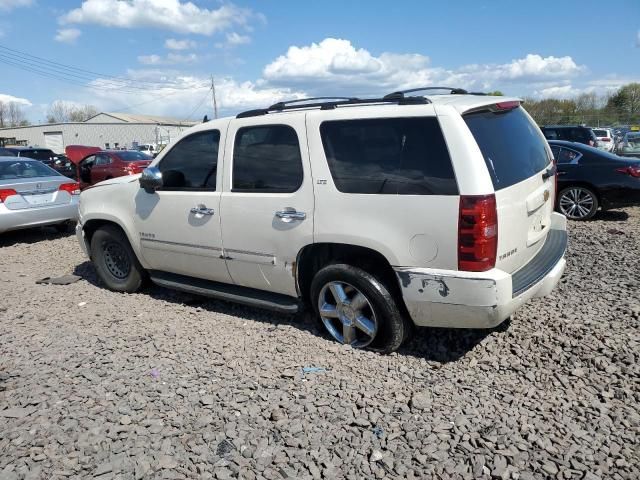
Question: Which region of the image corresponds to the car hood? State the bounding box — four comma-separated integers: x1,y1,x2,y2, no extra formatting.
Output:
66,145,101,165
88,175,140,189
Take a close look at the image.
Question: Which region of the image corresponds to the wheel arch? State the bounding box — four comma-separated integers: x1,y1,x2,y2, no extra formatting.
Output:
82,217,139,261
295,242,406,309
556,181,602,209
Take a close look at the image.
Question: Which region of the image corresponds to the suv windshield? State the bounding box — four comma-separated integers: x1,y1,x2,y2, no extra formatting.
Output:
464,107,550,190
0,160,59,179
117,151,153,161
593,129,608,137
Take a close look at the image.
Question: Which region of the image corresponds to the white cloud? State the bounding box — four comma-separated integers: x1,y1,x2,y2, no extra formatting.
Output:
137,52,198,65
0,93,32,106
80,70,305,119
225,32,250,46
59,0,256,36
55,28,82,44
164,38,196,50
0,0,32,11
263,38,586,96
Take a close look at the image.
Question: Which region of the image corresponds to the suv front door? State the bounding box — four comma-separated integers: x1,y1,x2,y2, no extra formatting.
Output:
133,126,233,283
220,118,314,296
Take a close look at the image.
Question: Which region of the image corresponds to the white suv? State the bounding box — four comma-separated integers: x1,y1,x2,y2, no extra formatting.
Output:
592,128,615,152
76,88,567,353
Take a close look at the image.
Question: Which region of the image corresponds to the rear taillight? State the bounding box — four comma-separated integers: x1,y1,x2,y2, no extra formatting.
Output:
616,166,640,178
126,164,144,174
58,182,81,195
0,189,18,202
458,195,498,272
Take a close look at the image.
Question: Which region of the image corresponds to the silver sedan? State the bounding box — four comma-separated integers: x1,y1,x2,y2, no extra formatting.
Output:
0,156,80,234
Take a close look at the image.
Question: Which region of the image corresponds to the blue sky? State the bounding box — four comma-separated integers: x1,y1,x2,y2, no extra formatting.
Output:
0,0,639,123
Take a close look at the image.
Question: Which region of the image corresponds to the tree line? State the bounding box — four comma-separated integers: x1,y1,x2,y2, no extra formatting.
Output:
0,100,99,128
523,83,640,126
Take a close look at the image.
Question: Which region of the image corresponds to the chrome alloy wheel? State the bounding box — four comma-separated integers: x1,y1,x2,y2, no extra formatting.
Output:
103,241,131,279
559,187,595,220
317,281,378,347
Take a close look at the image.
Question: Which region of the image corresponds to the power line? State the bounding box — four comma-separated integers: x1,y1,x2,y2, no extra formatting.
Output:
0,43,202,90
0,54,148,94
183,85,214,121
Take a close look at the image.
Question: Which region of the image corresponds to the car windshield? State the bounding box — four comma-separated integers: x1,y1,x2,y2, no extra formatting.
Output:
0,160,59,179
593,129,608,137
117,151,153,161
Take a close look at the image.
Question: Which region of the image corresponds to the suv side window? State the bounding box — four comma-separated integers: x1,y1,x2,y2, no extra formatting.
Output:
232,125,303,193
320,117,457,195
159,130,220,190
543,129,559,140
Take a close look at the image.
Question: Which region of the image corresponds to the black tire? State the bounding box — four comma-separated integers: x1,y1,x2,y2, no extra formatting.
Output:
310,263,408,353
90,225,145,292
557,186,599,220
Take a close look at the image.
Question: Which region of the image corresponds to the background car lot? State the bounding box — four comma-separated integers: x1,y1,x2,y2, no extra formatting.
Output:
1,207,638,479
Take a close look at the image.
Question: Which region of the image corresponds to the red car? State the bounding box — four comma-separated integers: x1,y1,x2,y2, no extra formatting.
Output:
65,145,153,189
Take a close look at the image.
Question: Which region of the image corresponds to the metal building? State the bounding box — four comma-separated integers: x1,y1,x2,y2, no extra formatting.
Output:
0,112,197,153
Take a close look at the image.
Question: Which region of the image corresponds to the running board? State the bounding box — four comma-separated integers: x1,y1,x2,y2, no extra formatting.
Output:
148,271,300,314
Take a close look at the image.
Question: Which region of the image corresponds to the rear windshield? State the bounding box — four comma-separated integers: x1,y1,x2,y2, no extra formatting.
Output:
593,129,608,137
464,107,550,190
117,151,153,161
320,117,457,195
0,160,59,179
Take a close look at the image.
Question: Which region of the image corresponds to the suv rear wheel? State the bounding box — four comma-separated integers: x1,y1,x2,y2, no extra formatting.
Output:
558,186,598,220
310,264,408,353
91,225,145,292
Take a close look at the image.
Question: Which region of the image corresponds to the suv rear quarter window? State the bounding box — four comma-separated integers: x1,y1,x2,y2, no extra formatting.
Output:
464,107,550,190
320,117,457,195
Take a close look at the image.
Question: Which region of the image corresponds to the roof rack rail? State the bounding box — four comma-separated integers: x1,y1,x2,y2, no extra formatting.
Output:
383,87,469,100
236,95,430,119
269,97,358,111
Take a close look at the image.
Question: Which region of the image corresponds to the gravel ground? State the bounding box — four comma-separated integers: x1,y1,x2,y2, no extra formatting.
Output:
1,208,639,480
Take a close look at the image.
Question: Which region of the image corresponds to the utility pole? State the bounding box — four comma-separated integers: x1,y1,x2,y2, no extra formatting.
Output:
211,75,218,119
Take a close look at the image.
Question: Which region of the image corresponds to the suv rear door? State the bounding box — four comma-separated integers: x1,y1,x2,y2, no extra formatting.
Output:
463,105,555,274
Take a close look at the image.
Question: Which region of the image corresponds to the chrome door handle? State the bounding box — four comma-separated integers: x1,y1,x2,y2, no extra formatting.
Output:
190,205,215,216
275,208,306,222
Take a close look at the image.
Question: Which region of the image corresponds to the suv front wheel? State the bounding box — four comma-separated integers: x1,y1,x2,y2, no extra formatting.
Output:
91,225,145,292
310,264,408,353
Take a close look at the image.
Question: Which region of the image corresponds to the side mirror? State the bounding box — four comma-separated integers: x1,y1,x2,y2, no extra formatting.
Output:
139,166,163,193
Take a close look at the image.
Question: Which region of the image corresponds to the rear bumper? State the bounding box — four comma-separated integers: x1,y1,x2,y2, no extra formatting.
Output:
395,213,567,329
0,201,78,234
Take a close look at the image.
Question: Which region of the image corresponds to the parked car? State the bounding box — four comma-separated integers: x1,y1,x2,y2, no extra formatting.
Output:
0,148,17,157
0,146,78,178
548,140,640,220
592,128,615,152
76,90,567,353
135,144,159,157
0,157,80,234
65,146,153,189
616,132,640,159
540,125,599,147
0,147,57,165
